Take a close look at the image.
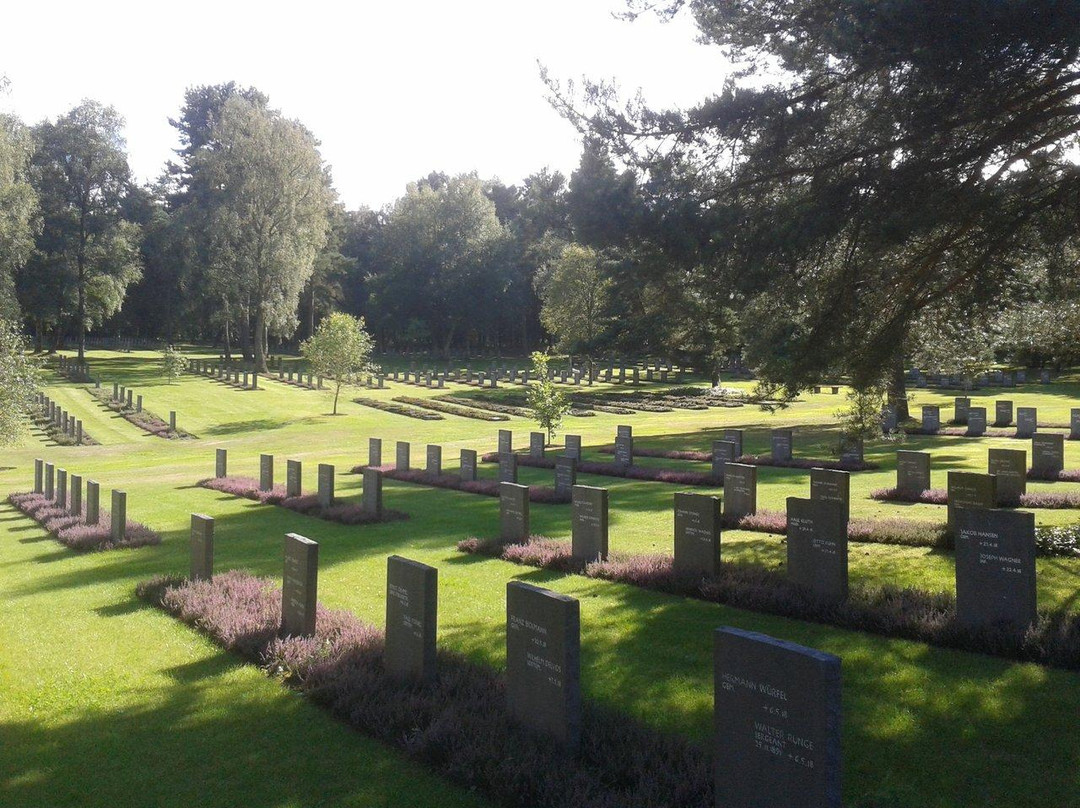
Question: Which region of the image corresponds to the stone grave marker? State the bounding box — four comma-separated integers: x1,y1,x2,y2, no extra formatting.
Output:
460,449,478,482
954,397,970,425
995,400,1014,427
1016,407,1038,438
317,463,334,507
69,474,82,516
896,451,931,497
809,468,850,519
498,451,518,484
947,471,996,528
33,458,42,493
673,492,721,577
771,429,793,461
369,437,382,468
722,463,757,521
362,468,383,517
554,456,577,497
190,514,214,582
967,407,987,436
55,468,67,509
987,448,1026,505
711,440,738,482
506,581,581,752
921,405,940,433
881,406,898,434
1031,433,1064,477
499,482,530,542
571,485,609,562
260,454,274,492
86,481,100,524
44,463,54,500
426,444,442,476
786,497,849,602
839,438,864,466
286,459,302,498
954,508,1037,636
396,441,411,471
111,490,126,543
529,431,546,459
564,434,582,460
385,555,438,683
614,425,633,466
281,533,319,638
169,411,177,432
498,429,513,455
1071,409,1080,440
215,448,227,478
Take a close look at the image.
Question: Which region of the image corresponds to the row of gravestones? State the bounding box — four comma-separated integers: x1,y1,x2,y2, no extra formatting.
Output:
108,382,180,431
930,398,1080,438
188,523,837,806
908,368,1050,388
214,449,385,518
84,335,161,351
55,355,94,383
896,442,1064,499
36,393,87,445
31,459,128,542
188,360,260,390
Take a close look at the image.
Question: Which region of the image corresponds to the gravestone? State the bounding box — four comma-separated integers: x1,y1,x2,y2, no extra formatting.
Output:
809,468,850,519
499,482,530,542
44,463,54,500
498,429,513,455
771,429,793,461
86,481,100,525
921,406,940,433
369,437,382,468
673,492,721,577
498,451,518,484
260,454,274,492
137,395,143,413
987,448,1026,505
506,581,581,752
1016,407,1038,438
947,471,996,528
69,474,82,516
1041,369,1051,384
564,434,582,460
215,448,227,478
1031,433,1065,477
396,441,411,471
286,459,302,498
711,440,738,482
111,490,126,543
169,411,177,432
571,485,609,562
954,508,1037,635
896,451,931,497
190,514,214,582
714,626,842,808
1071,408,1080,440
426,444,442,476
281,533,319,638
995,400,1014,427
385,555,438,683
554,456,577,497
317,463,334,507
614,425,633,466
786,497,849,602
55,469,67,509
722,463,757,521
362,468,383,517
881,406,898,434
33,458,42,493
460,449,478,482
967,407,987,436
529,432,546,459
954,397,970,425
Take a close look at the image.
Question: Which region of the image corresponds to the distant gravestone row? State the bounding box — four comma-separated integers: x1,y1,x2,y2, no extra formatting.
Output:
32,458,118,538
35,392,88,445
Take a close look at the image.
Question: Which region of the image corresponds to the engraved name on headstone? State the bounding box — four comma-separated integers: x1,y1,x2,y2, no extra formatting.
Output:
809,468,850,520
1031,433,1065,477
786,497,848,602
459,448,478,482
1016,407,1038,438
614,425,633,466
385,555,438,683
995,400,1014,427
673,492,721,577
554,456,577,497
571,485,609,562
896,450,931,497
722,463,757,521
711,440,738,483
987,448,1026,505
281,533,318,638
954,508,1036,636
967,407,987,436
499,482,530,542
771,429,793,461
946,471,996,528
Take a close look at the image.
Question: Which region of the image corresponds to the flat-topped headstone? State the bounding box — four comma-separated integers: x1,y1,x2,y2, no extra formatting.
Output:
215,448,227,479
564,434,582,460
673,492,721,577
881,406,898,434
987,448,1026,505
947,471,996,528
771,429,793,461
614,425,633,466
554,456,577,497
136,394,143,413
1016,407,1038,438
529,432,546,459
111,490,127,543
368,437,382,468
1071,408,1080,440
499,482,530,542
498,429,512,455
967,407,987,436
190,514,214,582
426,444,442,476
714,627,842,808
1041,369,1051,384
722,463,757,521
839,438,863,465
44,463,54,500
711,440,738,483
317,463,334,507
286,459,302,498
86,480,100,524
281,533,318,638
506,581,581,752
1031,433,1064,477
896,451,931,497
786,497,848,602
954,397,970,425
954,508,1036,636
497,451,518,484
396,441,410,471
571,485,609,562
385,555,438,683
995,400,1014,426
69,474,82,516
809,468,850,519
169,411,177,432
459,449,478,482
921,405,940,433
33,458,43,493
55,469,68,509
362,467,383,517
259,454,274,492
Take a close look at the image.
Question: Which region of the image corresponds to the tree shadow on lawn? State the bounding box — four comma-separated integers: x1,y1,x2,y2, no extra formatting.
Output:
201,417,322,436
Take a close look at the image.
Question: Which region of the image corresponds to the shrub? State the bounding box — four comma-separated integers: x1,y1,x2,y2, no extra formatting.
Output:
199,477,408,524
8,491,160,551
392,395,508,421
480,452,719,486
352,396,443,420
348,465,570,504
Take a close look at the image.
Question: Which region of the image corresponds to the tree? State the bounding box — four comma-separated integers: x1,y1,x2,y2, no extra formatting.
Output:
300,312,376,415
0,319,40,446
526,351,571,442
0,107,39,323
28,101,142,359
535,242,613,369
191,95,333,372
161,345,188,384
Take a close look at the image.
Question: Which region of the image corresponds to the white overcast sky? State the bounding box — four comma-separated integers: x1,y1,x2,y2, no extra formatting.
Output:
1,0,730,210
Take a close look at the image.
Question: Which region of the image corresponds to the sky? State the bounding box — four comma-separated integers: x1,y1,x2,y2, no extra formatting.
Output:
1,1,731,211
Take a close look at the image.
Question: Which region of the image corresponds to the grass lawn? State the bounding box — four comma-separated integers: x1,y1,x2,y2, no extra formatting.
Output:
2,351,1078,807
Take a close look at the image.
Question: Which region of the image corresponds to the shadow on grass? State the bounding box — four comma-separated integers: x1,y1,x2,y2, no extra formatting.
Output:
202,417,322,436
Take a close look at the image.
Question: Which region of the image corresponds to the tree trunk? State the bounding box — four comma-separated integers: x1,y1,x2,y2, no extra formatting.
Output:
333,381,341,415
306,283,316,340
239,308,252,363
254,310,269,374
888,355,909,421
223,319,232,361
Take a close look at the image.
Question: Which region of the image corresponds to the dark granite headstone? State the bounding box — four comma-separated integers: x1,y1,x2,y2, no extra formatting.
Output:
711,440,738,482
771,429,793,461
281,533,318,638
190,514,214,582
564,434,582,460
498,451,518,484
33,458,43,493
259,454,274,492
529,432,546,459
369,437,382,468
286,459,302,498
44,462,54,500
881,406,898,434
317,463,334,507
55,469,67,509
967,407,987,436
498,429,512,455
396,441,410,471
614,428,633,467
723,429,744,458
947,471,996,528
506,581,580,752
362,468,383,517
1041,369,1051,384
86,480,100,525
1031,433,1064,477
896,451,931,497
954,508,1036,635
673,492,721,577
426,444,442,476
499,482,530,542
69,474,82,516
554,456,577,497
809,468,850,520
1071,409,1080,440
786,497,848,602
215,448,227,478
460,449,477,482
995,400,1014,427
987,448,1026,505
921,405,940,433
385,555,438,683
722,463,757,520
571,485,609,562
954,397,970,425
714,627,842,808
1016,407,1038,438
111,490,126,543
839,438,863,466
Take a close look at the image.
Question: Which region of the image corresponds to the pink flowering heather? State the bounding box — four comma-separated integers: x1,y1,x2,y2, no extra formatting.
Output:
1018,490,1080,509
8,491,160,551
737,454,878,471
198,477,407,524
478,452,719,486
349,465,571,504
89,388,195,439
1027,468,1080,482
870,487,949,505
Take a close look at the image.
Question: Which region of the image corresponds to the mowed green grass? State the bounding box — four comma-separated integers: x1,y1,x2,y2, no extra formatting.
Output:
1,351,1078,807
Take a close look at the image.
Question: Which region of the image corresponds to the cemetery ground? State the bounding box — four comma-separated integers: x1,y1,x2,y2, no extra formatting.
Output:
2,351,1079,807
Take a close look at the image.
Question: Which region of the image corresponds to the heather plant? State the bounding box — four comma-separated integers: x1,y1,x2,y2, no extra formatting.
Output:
8,491,160,551
480,451,719,486
199,476,409,524
347,464,570,504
